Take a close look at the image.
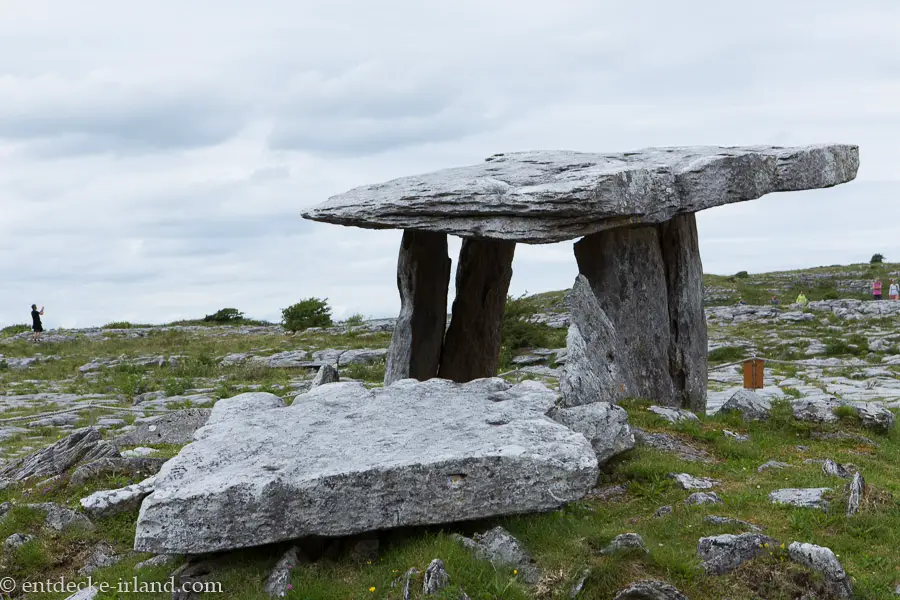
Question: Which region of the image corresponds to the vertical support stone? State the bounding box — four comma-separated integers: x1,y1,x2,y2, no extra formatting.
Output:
572,226,676,404
438,238,516,383
384,230,451,385
659,213,708,412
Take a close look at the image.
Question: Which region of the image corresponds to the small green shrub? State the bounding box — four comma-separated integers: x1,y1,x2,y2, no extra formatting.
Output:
499,295,566,368
103,321,134,329
832,404,859,421
344,313,365,326
203,308,244,323
734,270,750,278
822,290,839,300
282,298,333,332
707,346,746,363
0,324,31,337
871,253,885,264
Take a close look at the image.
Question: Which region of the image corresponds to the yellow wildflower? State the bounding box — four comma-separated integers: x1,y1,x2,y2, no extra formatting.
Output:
369,587,376,593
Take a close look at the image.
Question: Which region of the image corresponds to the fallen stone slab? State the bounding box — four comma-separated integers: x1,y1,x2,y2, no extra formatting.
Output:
648,406,700,425
113,409,211,446
201,392,284,430
549,402,634,465
788,542,852,599
669,473,720,490
718,389,772,421
454,526,541,585
0,428,103,481
134,378,598,554
769,488,830,510
698,532,777,575
613,579,689,600
303,145,859,243
81,476,156,518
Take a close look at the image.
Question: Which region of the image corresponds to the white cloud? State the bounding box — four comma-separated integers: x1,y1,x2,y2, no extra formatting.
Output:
0,0,898,327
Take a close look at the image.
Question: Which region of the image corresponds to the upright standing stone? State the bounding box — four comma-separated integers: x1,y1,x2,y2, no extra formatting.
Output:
438,238,515,382
659,214,707,411
573,226,676,403
384,231,452,385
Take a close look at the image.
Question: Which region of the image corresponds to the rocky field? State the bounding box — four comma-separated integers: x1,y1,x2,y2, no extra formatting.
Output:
2,264,900,599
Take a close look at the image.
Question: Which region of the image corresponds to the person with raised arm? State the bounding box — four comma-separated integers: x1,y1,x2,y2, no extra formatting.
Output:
31,304,45,342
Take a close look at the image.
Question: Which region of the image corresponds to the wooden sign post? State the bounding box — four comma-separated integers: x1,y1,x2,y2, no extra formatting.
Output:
742,358,765,390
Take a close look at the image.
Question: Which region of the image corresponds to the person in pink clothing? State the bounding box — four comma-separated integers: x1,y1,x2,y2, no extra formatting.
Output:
873,279,883,300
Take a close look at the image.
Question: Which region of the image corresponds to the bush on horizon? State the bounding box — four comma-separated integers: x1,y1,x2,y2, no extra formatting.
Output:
871,253,885,264
282,298,333,332
203,308,245,323
0,324,31,338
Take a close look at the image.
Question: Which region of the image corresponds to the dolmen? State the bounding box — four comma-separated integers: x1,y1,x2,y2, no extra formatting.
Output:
304,145,859,410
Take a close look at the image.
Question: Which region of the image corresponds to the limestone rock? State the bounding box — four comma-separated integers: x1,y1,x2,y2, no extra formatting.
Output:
648,406,700,425
792,396,841,423
685,492,722,505
719,390,772,421
311,364,339,387
114,409,211,446
769,488,830,510
703,515,762,532
422,559,450,595
601,533,648,555
201,392,285,430
454,526,541,585
722,430,749,442
633,429,713,463
303,145,859,243
135,379,597,554
697,533,777,575
69,457,168,488
549,402,634,465
25,502,94,531
78,541,121,575
822,459,852,479
80,476,156,518
134,554,176,570
849,401,895,431
788,542,852,599
669,473,719,490
613,579,689,600
3,532,34,550
64,586,99,600
338,348,388,367
847,471,865,516
758,460,791,473
0,428,102,481
264,546,307,598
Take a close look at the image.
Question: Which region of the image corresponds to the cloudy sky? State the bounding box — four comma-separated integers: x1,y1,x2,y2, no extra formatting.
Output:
1,0,898,328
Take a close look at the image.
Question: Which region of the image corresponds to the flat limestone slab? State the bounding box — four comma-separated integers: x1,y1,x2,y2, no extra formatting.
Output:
302,144,858,243
134,379,598,554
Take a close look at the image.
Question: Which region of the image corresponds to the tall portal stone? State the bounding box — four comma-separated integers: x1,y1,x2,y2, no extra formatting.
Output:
384,230,451,385
438,238,515,383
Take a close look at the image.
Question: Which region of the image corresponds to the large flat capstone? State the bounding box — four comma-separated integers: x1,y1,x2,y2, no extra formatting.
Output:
302,145,858,243
134,379,599,554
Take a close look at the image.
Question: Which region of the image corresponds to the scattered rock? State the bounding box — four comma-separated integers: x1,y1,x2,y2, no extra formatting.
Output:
78,542,121,575
585,484,627,502
697,532,777,575
134,554,176,570
847,472,865,516
25,502,94,531
758,460,791,472
612,579,689,600
3,532,34,550
849,401,895,431
121,447,157,458
769,488,830,510
601,533,648,555
703,515,762,532
722,430,749,442
822,459,852,479
114,409,211,446
0,428,103,481
633,428,713,463
648,406,700,424
63,586,99,600
549,402,635,465
719,390,772,420
685,492,723,505
569,568,590,598
311,364,339,387
654,506,673,518
669,473,720,490
80,476,156,518
792,396,842,423
135,379,598,554
422,559,450,595
454,526,541,585
69,457,168,488
788,542,852,599
264,546,307,598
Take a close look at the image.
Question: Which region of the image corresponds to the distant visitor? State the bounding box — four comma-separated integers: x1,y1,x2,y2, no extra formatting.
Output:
890,279,899,301
873,279,883,300
30,304,45,342
795,292,808,306
770,295,779,305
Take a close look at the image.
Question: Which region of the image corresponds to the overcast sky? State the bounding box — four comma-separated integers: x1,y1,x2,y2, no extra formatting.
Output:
1,0,898,328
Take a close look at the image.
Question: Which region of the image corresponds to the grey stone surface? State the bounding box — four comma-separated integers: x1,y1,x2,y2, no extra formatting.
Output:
822,459,851,479
758,460,791,473
792,396,841,423
134,554,176,570
769,488,830,510
311,364,339,387
422,559,450,595
569,568,591,598
722,429,749,442
849,401,895,431
549,402,634,465
303,145,859,243
847,471,865,516
788,542,852,599
3,532,34,550
669,473,720,490
685,492,723,505
80,476,156,518
135,378,597,554
64,586,99,600
632,428,713,463
438,238,515,383
719,390,772,421
78,542,121,575
264,546,306,598
0,428,102,481
69,457,168,488
382,232,451,385
114,409,211,446
697,532,777,575
703,515,762,532
455,526,541,585
613,579,689,600
25,502,94,531
648,406,700,425
601,533,648,555
201,393,284,430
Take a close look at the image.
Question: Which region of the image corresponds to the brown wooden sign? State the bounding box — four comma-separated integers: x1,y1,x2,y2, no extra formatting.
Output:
743,358,765,389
